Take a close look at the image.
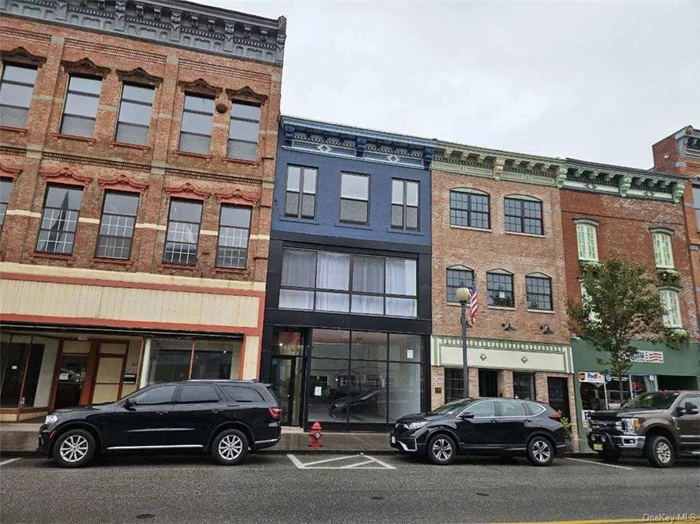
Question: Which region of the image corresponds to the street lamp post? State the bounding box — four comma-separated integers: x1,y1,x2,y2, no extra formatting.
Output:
456,286,471,399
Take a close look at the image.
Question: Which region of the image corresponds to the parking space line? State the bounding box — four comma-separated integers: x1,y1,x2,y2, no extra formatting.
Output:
286,454,395,470
342,459,375,468
0,458,21,467
565,457,634,470
287,454,305,469
301,455,364,467
365,455,397,470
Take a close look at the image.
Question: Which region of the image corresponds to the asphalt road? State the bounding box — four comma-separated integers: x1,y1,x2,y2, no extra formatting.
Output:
1,452,699,524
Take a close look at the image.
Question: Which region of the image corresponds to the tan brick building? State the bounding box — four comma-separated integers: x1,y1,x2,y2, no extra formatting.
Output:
430,141,578,443
0,0,286,421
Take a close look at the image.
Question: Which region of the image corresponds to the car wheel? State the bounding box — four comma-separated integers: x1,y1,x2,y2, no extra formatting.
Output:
52,429,96,468
645,435,675,468
527,435,554,467
600,451,621,463
427,434,456,465
212,429,249,466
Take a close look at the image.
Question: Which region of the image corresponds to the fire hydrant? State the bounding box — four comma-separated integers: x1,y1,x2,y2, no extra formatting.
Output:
308,421,323,449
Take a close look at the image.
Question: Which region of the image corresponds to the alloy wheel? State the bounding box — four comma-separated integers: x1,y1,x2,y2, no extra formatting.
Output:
59,434,89,463
655,441,672,464
218,434,243,461
432,438,453,461
532,439,551,463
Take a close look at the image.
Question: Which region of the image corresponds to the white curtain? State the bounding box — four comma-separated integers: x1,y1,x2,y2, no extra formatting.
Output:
280,250,316,310
316,252,350,290
352,256,384,292
385,258,416,296
351,295,383,315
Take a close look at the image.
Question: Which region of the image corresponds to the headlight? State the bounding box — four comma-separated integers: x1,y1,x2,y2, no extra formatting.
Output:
621,418,640,435
407,421,428,431
45,415,58,425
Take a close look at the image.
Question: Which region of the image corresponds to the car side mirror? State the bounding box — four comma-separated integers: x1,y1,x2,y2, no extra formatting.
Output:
684,402,699,416
460,412,474,419
123,398,135,410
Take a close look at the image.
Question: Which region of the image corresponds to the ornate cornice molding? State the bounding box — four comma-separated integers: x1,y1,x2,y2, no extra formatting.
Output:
215,188,259,206
40,167,93,187
99,174,148,193
0,163,22,179
178,78,222,97
116,67,163,87
164,182,210,201
61,57,111,77
0,46,46,67
226,86,268,104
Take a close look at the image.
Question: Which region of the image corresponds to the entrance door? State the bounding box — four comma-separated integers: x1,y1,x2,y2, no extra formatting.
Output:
478,370,498,397
270,356,299,426
547,377,570,419
53,355,88,410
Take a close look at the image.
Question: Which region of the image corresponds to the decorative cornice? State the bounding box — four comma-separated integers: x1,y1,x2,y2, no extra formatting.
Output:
116,67,163,87
0,163,22,180
215,188,259,206
61,57,111,77
179,78,222,97
648,226,675,236
573,217,600,227
99,174,148,193
164,182,210,201
226,86,268,104
0,46,46,67
40,167,93,187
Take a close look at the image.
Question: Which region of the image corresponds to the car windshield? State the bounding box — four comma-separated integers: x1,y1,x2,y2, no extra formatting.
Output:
430,398,474,415
621,392,679,410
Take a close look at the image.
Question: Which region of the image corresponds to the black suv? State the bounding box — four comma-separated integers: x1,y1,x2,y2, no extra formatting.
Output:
38,380,281,468
390,397,567,466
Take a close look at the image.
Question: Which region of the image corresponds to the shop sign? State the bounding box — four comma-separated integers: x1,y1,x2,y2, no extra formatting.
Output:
630,351,664,363
578,371,605,384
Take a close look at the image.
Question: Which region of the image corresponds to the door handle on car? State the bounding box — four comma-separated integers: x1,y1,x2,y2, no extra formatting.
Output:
211,409,222,414
156,411,167,416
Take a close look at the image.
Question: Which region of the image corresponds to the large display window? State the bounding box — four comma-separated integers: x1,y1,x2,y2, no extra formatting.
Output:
148,338,242,384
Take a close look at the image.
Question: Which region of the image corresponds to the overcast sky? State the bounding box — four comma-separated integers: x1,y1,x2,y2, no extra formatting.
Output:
204,0,699,169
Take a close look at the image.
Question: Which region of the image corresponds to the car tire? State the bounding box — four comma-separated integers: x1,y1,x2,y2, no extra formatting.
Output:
645,435,675,468
427,434,456,465
52,429,96,468
526,435,555,467
212,429,249,466
600,451,621,463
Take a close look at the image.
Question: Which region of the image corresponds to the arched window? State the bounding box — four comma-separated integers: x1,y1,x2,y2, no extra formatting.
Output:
504,195,543,235
650,228,674,269
525,273,553,311
659,289,682,328
574,218,599,262
486,269,514,308
449,188,490,229
446,265,474,303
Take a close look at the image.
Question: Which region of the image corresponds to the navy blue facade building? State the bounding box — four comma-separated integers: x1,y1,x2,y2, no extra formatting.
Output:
261,116,436,431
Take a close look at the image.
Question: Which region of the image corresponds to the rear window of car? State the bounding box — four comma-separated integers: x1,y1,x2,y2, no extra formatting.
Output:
177,384,220,404
498,399,527,417
221,385,265,403
524,402,546,416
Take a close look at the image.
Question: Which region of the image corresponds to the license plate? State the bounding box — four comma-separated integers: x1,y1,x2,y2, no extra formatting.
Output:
593,443,603,451
391,436,396,444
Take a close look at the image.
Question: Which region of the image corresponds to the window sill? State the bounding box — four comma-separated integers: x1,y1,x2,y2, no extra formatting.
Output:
52,133,96,144
450,225,491,233
279,216,320,225
223,157,260,166
487,305,516,311
527,309,555,314
174,150,212,161
386,227,423,236
110,141,151,151
29,252,75,264
214,267,250,276
157,263,198,271
504,231,545,239
92,257,133,267
335,221,372,230
0,126,28,135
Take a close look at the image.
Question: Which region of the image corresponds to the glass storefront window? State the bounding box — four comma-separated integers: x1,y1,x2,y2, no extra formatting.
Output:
0,334,47,408
389,334,421,362
513,372,535,400
388,361,421,422
192,341,239,380
148,338,241,383
352,332,387,361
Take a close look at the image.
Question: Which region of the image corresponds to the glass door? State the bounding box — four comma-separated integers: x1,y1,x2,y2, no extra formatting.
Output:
53,355,88,410
270,356,299,426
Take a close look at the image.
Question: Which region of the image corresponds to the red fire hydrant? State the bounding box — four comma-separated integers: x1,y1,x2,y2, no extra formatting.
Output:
308,421,323,449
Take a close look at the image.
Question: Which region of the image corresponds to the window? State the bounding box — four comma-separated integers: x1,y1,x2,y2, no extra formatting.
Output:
576,220,599,261
0,64,37,128
526,275,553,311
487,271,514,308
652,232,674,269
513,372,535,400
449,190,489,229
163,199,202,265
340,173,369,224
115,83,155,145
505,197,543,235
216,205,251,269
60,76,102,138
693,186,700,233
279,249,417,317
446,267,474,303
177,384,220,404
221,385,264,403
391,180,419,230
444,368,464,402
659,289,682,328
95,191,139,259
228,102,260,160
148,339,241,383
580,281,601,323
179,94,214,154
285,166,317,219
464,400,496,417
132,385,176,405
499,399,528,416
0,178,12,233
36,185,83,254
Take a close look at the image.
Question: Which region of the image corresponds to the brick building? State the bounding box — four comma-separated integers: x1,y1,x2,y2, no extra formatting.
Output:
0,0,286,421
559,159,699,451
429,141,578,443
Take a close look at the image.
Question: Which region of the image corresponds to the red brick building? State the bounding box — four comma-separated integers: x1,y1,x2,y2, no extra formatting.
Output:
0,0,286,421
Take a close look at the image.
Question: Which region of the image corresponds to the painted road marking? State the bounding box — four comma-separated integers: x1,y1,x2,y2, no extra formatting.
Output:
287,454,396,470
565,457,634,470
479,520,648,524
0,458,21,466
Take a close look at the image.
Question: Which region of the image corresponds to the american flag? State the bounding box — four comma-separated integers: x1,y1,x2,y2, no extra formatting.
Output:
469,281,478,325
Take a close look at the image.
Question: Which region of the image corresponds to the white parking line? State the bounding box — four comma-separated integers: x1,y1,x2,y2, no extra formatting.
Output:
0,458,21,467
287,454,396,470
565,457,634,470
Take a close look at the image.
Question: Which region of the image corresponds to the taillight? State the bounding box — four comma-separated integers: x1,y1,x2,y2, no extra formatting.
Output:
550,412,562,421
269,407,281,419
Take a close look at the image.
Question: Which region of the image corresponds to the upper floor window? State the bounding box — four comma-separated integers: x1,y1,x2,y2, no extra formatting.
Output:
216,205,251,269
179,94,214,155
340,173,369,224
115,83,155,146
285,166,317,219
651,231,674,269
163,199,202,266
228,102,260,161
693,186,700,233
487,270,514,308
0,178,13,234
526,274,553,311
659,289,682,328
504,197,543,235
96,191,139,260
580,281,601,323
36,184,83,255
450,189,489,229
391,180,419,231
446,267,474,303
60,76,102,138
279,249,417,317
0,64,37,128
575,219,599,262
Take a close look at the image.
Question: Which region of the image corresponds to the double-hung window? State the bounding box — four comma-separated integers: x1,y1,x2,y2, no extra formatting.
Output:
36,185,83,254
285,166,317,219
651,231,674,269
60,76,102,138
659,289,682,328
526,274,553,311
163,199,202,265
96,191,139,259
391,180,419,230
505,197,543,235
228,102,260,161
487,270,514,308
179,94,214,155
216,205,251,269
340,173,369,224
449,190,489,229
575,219,599,261
0,63,37,128
693,186,700,233
446,267,474,303
0,178,13,234
115,83,155,145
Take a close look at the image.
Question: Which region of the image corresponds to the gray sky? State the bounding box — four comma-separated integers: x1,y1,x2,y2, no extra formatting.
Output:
205,0,699,169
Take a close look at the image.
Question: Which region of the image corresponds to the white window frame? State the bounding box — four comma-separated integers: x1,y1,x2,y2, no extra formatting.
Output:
650,229,674,269
580,280,600,323
574,219,599,262
659,289,682,328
